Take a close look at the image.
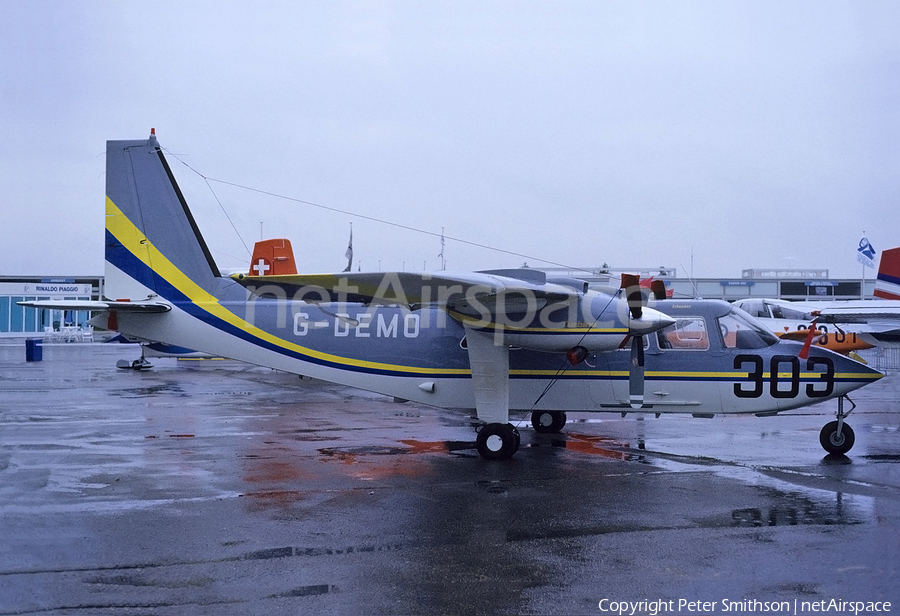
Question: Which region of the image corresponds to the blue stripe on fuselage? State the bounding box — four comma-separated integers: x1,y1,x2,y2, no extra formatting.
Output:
107,230,469,377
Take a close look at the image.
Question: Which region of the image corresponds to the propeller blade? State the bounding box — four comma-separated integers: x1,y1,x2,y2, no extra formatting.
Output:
629,335,645,409
798,319,818,360
650,280,667,301
620,273,643,320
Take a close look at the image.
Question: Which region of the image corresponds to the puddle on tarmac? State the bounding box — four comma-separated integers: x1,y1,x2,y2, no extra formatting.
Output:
526,432,649,462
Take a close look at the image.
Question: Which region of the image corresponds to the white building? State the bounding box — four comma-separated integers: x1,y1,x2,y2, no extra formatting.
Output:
0,276,100,336
0,269,877,337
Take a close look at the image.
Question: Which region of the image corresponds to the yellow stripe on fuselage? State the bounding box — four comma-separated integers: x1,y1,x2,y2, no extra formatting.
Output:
444,308,627,334
106,197,469,376
105,199,884,385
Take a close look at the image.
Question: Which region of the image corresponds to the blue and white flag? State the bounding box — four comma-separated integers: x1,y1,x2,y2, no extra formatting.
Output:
857,237,876,269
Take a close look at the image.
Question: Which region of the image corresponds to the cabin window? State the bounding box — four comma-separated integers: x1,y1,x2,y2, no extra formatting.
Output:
656,317,709,350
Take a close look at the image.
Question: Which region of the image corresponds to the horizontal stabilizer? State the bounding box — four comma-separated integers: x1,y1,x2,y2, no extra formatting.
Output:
17,299,171,313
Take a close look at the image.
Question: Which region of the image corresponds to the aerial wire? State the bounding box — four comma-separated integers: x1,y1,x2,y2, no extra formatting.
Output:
203,175,251,256
167,148,631,418
166,152,252,257
166,149,598,274
527,289,621,412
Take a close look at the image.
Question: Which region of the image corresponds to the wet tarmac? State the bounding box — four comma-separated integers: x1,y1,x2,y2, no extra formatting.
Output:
1,342,898,615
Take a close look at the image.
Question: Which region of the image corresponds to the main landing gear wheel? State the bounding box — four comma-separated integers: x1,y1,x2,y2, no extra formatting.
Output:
476,423,520,460
820,420,855,455
531,410,567,434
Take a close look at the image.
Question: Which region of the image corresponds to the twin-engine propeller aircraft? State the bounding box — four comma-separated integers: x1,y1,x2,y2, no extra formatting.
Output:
20,132,884,459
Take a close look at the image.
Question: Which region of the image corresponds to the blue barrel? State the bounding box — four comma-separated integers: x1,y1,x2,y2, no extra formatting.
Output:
25,338,43,362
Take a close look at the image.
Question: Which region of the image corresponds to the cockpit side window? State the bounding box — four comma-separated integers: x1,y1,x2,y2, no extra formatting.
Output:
718,309,779,349
656,317,709,350
767,301,812,321
778,304,813,320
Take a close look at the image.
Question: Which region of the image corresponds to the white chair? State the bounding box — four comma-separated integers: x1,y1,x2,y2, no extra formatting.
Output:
81,325,94,342
61,326,79,342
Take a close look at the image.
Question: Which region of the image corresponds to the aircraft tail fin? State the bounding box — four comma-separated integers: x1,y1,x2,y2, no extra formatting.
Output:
874,247,900,300
248,239,298,276
104,130,221,300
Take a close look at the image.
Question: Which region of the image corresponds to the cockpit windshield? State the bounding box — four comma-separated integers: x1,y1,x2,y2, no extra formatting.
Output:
734,299,815,321
718,308,779,349
768,302,814,320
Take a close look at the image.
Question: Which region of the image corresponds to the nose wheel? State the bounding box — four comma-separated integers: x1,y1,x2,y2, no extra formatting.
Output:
820,395,856,455
820,420,855,455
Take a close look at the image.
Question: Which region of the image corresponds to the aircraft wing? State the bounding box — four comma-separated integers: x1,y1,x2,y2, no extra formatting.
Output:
814,302,900,347
815,302,900,324
229,270,579,313
16,299,171,313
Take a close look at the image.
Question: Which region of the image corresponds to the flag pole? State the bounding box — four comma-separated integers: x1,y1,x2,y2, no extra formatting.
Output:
861,260,866,300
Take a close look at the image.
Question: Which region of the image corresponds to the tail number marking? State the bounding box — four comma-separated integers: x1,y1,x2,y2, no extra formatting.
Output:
734,355,834,399
294,312,420,338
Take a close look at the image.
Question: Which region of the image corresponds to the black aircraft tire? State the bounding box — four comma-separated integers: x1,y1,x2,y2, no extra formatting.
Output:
476,423,519,460
531,411,567,434
820,421,855,455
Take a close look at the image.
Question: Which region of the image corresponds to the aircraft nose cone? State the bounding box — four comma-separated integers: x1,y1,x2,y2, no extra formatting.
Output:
815,347,885,393
630,307,676,335
849,356,885,381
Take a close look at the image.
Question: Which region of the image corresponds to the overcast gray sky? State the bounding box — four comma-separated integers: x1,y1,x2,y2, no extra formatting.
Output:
1,1,897,280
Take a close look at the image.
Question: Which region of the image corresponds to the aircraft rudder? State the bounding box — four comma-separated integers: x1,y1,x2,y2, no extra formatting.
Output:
248,239,298,276
104,131,221,300
874,246,900,300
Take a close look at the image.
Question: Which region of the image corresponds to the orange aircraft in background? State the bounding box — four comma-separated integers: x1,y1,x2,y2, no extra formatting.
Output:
734,247,900,357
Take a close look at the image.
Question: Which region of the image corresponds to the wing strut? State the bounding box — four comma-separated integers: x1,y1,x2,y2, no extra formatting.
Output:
463,327,509,424
463,327,522,460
